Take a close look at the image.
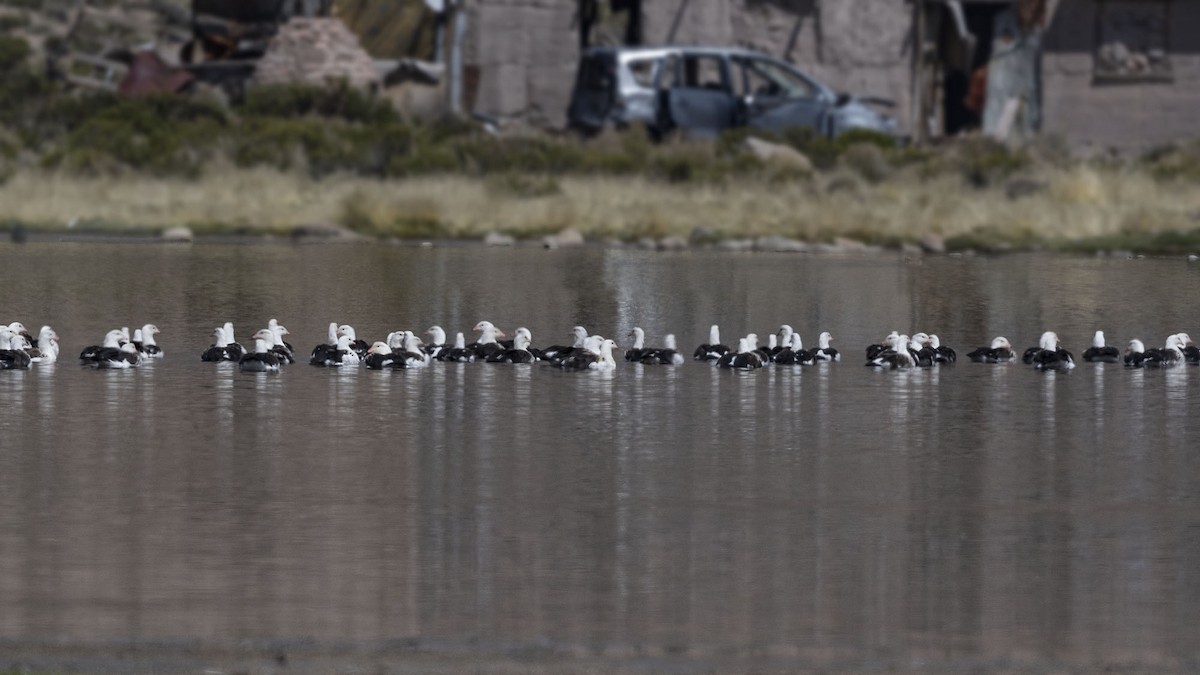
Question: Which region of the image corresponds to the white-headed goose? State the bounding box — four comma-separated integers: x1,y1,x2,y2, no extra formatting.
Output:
239,329,282,372
812,331,840,362
1082,331,1120,363
693,325,730,361
1029,331,1076,371
0,327,31,370
967,337,1016,363
717,337,764,370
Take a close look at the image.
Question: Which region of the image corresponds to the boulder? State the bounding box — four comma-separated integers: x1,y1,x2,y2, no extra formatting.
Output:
483,231,515,246
542,227,584,249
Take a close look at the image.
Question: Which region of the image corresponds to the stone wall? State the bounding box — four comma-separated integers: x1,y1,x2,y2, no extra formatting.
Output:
1041,0,1200,150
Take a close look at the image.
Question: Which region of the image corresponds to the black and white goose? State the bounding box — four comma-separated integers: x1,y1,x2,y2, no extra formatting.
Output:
311,334,361,367
1029,331,1076,371
543,326,588,363
28,326,60,364
774,333,813,365
717,337,765,370
771,325,794,361
0,327,32,370
693,325,730,362
441,332,476,363
640,334,686,365
866,333,916,369
866,331,899,361
136,324,163,358
967,337,1017,363
1142,334,1186,368
745,333,772,364
1081,331,1120,363
424,326,448,360
557,336,618,371
1175,333,1198,364
390,331,429,369
308,322,340,364
1124,339,1148,368
201,326,238,362
909,333,934,367
239,329,282,372
928,335,956,364
812,331,840,362
468,321,506,361
221,323,246,361
80,329,124,364
269,323,295,364
363,342,396,370
625,327,649,362
337,325,370,358
489,332,537,363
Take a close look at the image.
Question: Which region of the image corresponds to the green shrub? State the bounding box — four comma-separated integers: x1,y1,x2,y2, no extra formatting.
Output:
0,33,30,73
241,82,397,124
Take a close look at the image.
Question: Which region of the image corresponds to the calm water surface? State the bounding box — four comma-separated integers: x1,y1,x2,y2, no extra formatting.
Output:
0,242,1198,672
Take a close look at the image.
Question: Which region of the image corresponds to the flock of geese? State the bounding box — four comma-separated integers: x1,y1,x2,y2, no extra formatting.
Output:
2,319,1198,373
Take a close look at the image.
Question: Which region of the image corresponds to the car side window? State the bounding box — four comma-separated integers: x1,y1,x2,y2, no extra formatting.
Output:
681,55,728,92
626,58,657,88
737,57,816,99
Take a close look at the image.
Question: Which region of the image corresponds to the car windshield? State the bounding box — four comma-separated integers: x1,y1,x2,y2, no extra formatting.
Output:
735,57,817,99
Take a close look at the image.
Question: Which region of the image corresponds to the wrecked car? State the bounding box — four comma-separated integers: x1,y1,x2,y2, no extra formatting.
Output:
567,46,896,139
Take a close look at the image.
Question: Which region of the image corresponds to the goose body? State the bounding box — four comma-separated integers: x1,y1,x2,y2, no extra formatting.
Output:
137,324,163,358
1124,339,1147,368
489,333,536,363
694,325,730,361
774,333,813,365
310,334,360,367
639,334,685,365
96,342,143,369
239,330,282,372
812,331,840,362
0,328,32,370
364,342,396,370
468,321,506,361
625,327,648,362
442,332,476,363
866,333,916,369
201,326,237,362
1029,331,1076,371
80,329,125,364
424,326,448,360
929,334,956,364
1081,331,1120,363
28,326,60,364
717,338,765,370
544,326,588,363
967,337,1017,363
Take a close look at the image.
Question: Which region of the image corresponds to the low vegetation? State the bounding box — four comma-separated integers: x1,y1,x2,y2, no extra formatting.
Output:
1,32,1200,253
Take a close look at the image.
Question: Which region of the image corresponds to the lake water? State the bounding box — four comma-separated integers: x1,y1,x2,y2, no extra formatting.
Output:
1,241,1199,673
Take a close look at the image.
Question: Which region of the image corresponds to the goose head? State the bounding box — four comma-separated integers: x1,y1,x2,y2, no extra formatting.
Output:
910,333,930,351
628,326,645,349
663,334,677,350
326,322,339,344
38,326,59,344
515,327,532,343
708,324,721,345
367,341,391,355
453,332,466,349
818,331,833,349
745,333,759,349
928,334,942,350
512,333,531,351
989,336,1011,350
791,333,804,350
1039,331,1059,351
337,324,357,341
1127,339,1145,354
570,325,588,347
1092,331,1106,349
252,329,275,352
102,329,124,349
777,325,793,343
211,327,228,347
426,325,447,345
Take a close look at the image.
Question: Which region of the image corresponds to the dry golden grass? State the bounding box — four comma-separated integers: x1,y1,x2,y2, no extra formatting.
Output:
2,163,1199,250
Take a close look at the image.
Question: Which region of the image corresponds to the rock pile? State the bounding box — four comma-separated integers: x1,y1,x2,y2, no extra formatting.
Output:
252,18,379,90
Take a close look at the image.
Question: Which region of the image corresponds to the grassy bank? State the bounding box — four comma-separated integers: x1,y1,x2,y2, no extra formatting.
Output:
4,163,1200,254
3,32,1200,253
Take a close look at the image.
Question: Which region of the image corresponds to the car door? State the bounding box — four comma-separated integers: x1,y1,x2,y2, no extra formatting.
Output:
654,52,737,139
733,56,831,136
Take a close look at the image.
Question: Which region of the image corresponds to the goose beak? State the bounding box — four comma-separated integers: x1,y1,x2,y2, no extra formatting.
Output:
495,330,507,338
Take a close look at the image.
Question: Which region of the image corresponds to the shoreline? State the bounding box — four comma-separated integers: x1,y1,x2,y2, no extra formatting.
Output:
2,168,1200,256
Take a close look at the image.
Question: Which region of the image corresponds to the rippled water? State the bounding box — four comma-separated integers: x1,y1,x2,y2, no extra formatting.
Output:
1,241,1199,673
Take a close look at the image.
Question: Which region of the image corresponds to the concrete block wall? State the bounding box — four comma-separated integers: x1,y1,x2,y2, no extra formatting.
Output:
1042,0,1200,151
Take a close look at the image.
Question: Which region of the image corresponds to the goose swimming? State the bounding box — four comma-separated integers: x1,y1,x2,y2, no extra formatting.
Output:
137,324,163,358
640,333,686,365
928,335,955,364
967,337,1017,363
468,321,506,361
625,327,649,362
693,325,730,362
544,326,588,363
489,332,537,363
80,329,124,364
0,328,32,370
201,327,238,362
1124,339,1148,368
442,332,476,363
717,337,765,370
364,342,396,370
221,323,246,361
27,326,60,364
424,326,448,360
239,329,282,372
1081,331,1120,363
866,333,916,369
812,332,840,362
1029,331,1075,371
